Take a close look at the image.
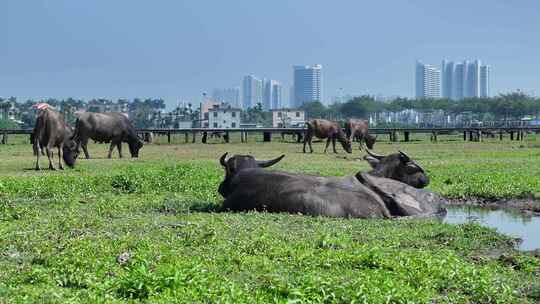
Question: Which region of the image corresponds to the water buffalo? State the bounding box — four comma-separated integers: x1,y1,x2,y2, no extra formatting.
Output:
218,151,444,219
345,118,376,150
303,119,352,154
32,108,79,170
73,112,143,159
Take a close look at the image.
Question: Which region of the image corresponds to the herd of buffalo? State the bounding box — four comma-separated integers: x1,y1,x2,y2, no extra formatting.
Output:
30,107,446,219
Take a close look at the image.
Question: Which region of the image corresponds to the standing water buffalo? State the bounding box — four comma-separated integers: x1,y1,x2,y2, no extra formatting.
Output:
73,112,143,159
303,119,352,154
345,118,377,150
32,108,79,170
218,151,444,219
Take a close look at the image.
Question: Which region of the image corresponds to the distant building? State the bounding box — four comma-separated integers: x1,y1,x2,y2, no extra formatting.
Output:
272,109,306,128
86,100,129,113
0,101,19,121
293,64,322,107
415,61,441,99
263,80,282,110
200,100,221,128
441,59,490,100
242,75,263,109
208,105,241,128
212,87,241,108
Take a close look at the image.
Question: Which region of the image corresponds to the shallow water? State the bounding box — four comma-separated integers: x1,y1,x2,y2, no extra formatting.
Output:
444,205,540,251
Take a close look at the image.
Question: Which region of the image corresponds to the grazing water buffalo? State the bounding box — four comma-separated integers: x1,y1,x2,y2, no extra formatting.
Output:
73,112,143,159
345,119,376,150
218,151,444,218
32,108,79,170
303,119,352,154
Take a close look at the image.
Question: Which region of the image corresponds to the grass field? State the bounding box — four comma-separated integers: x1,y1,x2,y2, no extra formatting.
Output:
1,134,540,303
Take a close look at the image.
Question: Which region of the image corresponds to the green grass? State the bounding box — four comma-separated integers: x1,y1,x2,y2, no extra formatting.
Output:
1,134,540,303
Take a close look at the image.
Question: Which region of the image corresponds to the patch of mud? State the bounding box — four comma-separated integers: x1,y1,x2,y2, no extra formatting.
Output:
445,197,540,216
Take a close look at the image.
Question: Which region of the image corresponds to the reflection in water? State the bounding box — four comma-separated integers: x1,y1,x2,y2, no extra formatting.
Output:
444,205,540,251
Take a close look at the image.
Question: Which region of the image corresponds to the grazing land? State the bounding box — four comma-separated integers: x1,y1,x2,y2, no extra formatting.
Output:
1,134,540,303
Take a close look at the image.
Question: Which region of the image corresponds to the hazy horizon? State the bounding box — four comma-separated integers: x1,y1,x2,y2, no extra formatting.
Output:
2,0,539,108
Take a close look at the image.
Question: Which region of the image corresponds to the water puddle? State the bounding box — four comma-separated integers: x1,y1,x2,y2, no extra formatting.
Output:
444,205,540,251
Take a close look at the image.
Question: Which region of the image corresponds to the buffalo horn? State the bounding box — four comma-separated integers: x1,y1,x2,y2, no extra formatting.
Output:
365,148,385,160
257,154,285,168
398,150,411,162
219,152,228,167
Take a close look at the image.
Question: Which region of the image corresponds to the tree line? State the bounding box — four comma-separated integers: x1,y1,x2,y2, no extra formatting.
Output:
300,92,540,125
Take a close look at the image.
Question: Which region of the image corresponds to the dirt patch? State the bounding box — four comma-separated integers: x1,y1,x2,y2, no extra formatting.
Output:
446,197,540,216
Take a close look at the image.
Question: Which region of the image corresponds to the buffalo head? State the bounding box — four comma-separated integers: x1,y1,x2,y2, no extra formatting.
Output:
341,139,353,154
363,149,429,188
62,139,79,168
218,152,285,197
365,134,377,150
128,138,144,158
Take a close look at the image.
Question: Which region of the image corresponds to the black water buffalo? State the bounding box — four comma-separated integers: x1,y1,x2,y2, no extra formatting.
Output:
303,119,352,154
32,108,79,170
73,112,143,159
218,151,444,219
345,119,376,150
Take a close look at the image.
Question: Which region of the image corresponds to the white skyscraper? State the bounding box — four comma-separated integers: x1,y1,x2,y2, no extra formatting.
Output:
442,59,490,100
415,61,441,99
263,80,282,110
242,75,262,109
293,64,322,107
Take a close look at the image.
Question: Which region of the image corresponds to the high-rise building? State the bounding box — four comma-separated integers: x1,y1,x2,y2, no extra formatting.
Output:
441,59,490,100
293,64,322,107
480,65,490,98
242,75,263,109
263,79,282,110
415,61,441,99
212,87,241,108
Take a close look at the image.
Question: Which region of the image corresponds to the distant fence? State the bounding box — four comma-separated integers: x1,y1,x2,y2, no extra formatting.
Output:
3,126,540,144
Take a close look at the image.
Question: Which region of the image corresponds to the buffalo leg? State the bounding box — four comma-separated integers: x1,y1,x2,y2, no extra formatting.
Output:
58,145,64,170
117,142,123,158
323,138,332,153
34,142,41,170
80,139,90,159
332,137,338,153
107,142,116,159
46,146,56,170
303,133,312,153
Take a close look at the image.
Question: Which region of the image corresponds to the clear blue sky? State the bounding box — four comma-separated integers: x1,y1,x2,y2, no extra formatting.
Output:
2,0,539,108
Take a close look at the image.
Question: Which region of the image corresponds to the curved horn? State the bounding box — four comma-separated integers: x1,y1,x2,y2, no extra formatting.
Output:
366,148,385,160
257,154,285,168
219,152,228,167
398,150,411,162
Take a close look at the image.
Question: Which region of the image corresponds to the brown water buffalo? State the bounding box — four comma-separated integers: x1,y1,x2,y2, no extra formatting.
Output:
303,119,352,154
345,118,376,150
217,151,443,218
73,112,143,159
32,108,79,170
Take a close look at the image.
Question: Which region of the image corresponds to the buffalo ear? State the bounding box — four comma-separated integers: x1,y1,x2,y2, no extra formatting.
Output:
257,154,285,168
219,152,228,167
363,155,380,168
398,150,411,162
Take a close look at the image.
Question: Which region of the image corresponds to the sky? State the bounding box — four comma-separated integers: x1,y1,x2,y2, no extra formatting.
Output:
2,0,540,108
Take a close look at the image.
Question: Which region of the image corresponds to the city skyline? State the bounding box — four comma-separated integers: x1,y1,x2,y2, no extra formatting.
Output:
2,1,539,108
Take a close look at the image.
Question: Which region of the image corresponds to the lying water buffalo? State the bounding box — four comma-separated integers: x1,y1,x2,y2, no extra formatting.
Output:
345,118,377,150
73,112,143,159
33,108,79,170
303,119,352,154
218,151,444,219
